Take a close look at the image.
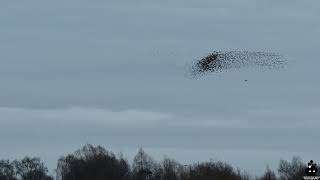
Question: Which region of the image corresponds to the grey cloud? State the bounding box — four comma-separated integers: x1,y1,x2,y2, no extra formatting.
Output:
1,106,319,150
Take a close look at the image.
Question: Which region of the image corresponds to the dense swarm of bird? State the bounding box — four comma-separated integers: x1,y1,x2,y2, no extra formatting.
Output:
188,51,287,77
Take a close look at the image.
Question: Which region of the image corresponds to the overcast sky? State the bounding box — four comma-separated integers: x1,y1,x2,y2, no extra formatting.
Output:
1,0,320,175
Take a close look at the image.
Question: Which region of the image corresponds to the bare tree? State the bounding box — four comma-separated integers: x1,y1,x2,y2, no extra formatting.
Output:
0,160,17,180
56,144,130,180
132,148,158,180
278,156,304,180
160,157,181,180
187,161,243,180
13,157,52,180
259,166,277,180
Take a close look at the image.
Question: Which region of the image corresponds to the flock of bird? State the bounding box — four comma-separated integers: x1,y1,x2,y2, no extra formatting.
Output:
187,50,288,78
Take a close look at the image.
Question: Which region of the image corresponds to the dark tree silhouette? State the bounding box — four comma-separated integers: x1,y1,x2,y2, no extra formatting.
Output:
278,156,305,180
259,166,277,180
13,157,53,180
132,148,158,180
187,161,244,180
1,144,313,180
56,144,130,180
160,158,181,180
0,160,17,180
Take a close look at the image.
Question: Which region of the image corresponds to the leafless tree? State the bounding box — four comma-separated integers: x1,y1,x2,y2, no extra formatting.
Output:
13,157,52,180
56,144,130,180
278,156,304,180
0,160,17,180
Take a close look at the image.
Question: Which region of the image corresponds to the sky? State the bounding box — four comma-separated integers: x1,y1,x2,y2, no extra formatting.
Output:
1,0,320,176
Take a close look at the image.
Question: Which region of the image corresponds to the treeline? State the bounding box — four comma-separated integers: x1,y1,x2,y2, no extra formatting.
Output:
1,144,307,180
